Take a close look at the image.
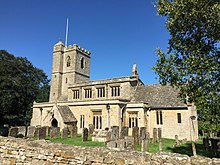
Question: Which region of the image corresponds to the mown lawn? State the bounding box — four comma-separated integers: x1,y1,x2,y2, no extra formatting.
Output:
48,135,219,158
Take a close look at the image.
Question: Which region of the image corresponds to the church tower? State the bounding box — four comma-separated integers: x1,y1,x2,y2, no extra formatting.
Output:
49,41,91,102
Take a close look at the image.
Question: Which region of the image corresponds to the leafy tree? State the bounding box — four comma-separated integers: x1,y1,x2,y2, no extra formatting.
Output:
0,50,50,126
153,0,220,135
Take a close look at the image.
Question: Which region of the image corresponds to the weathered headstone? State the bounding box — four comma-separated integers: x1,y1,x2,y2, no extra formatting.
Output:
0,125,9,137
140,127,146,144
17,126,26,137
88,124,95,136
132,127,139,146
111,126,119,140
152,128,157,143
146,132,150,152
175,135,179,146
42,126,50,137
8,127,18,137
70,125,77,138
158,128,162,141
50,127,60,138
61,127,68,138
27,126,36,138
82,128,89,141
37,127,47,140
120,126,128,139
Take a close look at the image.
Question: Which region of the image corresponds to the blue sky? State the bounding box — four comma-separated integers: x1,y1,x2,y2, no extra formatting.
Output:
0,0,169,84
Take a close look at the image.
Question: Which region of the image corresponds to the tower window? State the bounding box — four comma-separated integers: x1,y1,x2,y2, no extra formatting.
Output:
81,57,85,69
67,56,71,67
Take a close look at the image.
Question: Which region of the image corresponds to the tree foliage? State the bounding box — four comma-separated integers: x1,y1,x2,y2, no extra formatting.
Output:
0,50,50,126
153,0,220,133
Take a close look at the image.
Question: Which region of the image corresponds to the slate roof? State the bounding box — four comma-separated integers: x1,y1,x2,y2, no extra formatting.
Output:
57,106,77,123
131,84,186,108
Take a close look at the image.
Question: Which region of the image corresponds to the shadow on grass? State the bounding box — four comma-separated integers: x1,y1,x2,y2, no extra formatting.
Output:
167,142,220,158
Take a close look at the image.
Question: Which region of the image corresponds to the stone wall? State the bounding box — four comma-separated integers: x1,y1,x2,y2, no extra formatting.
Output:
0,136,219,165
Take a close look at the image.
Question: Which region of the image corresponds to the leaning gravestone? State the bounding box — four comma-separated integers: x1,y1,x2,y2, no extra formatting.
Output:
158,128,162,141
132,127,139,146
8,127,18,137
82,128,89,141
120,126,128,139
88,124,95,136
111,126,119,140
17,126,26,137
50,127,60,138
61,127,68,138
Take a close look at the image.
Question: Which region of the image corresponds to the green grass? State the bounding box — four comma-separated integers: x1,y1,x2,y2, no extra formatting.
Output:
48,135,105,147
135,138,220,158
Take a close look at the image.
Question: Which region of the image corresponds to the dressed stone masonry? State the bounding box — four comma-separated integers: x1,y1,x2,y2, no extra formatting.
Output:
31,40,198,141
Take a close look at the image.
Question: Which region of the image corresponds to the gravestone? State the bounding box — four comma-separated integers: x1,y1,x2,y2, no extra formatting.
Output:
50,127,60,138
8,127,18,137
0,125,9,137
70,125,77,138
158,128,162,141
27,126,36,138
17,126,26,137
120,126,128,139
132,127,139,146
203,137,210,151
82,128,89,141
175,135,179,146
139,127,146,144
42,126,50,137
146,132,150,152
37,127,47,140
61,127,68,138
152,128,157,143
111,126,119,140
88,124,95,136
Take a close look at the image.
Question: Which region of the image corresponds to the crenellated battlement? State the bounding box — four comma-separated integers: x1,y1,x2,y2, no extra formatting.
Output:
65,44,91,55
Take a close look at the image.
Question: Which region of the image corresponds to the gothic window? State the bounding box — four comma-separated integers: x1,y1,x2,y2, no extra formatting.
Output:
156,111,163,125
80,115,85,128
177,113,182,123
73,90,79,99
84,88,92,98
111,86,120,97
67,56,71,67
81,57,85,69
97,87,105,97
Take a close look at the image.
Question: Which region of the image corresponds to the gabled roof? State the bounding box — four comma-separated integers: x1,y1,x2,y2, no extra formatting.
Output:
131,84,186,108
57,106,77,123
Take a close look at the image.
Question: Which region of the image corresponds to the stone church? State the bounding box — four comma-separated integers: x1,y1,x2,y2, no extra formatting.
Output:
31,41,198,141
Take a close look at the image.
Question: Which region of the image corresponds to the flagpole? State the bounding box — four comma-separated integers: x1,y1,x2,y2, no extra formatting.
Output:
65,18,69,47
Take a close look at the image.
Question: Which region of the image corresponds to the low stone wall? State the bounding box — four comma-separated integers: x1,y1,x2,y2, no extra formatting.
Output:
0,136,219,165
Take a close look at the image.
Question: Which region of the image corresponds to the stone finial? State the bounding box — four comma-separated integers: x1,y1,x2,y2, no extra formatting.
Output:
132,64,138,76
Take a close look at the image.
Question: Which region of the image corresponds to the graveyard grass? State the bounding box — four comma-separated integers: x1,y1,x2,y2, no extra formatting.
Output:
49,136,219,158
48,135,105,147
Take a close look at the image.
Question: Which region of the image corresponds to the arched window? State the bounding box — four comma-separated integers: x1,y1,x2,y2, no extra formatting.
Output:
80,57,85,69
67,56,71,67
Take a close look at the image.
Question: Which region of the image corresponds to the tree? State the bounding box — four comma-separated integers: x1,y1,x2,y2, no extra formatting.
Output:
153,0,220,135
0,50,50,126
